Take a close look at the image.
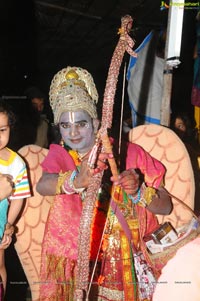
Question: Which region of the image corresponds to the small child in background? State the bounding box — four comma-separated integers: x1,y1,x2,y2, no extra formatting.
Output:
0,100,31,295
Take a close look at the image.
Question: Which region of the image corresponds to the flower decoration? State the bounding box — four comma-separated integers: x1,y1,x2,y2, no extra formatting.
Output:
68,150,81,166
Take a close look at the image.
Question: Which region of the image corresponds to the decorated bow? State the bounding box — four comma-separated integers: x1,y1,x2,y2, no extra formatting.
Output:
74,15,137,301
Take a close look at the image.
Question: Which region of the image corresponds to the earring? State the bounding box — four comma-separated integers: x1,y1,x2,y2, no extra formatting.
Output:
60,139,64,148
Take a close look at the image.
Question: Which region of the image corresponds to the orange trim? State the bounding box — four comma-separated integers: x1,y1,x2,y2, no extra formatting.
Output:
120,231,136,301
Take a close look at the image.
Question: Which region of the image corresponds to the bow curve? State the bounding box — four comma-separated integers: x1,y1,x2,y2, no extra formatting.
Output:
74,15,136,301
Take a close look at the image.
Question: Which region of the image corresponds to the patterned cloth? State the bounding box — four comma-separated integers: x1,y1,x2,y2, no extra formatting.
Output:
39,142,166,301
0,148,31,240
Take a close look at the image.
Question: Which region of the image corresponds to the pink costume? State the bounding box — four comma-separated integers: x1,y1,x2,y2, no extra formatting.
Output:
39,142,165,301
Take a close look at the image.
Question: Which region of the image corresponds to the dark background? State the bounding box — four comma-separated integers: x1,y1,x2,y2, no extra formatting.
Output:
0,0,198,117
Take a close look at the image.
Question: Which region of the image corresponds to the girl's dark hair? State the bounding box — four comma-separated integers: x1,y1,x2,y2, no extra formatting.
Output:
0,100,16,128
170,112,196,135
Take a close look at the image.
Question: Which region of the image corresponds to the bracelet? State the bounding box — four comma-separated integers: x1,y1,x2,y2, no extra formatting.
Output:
62,170,85,194
56,171,72,195
69,170,85,193
128,188,141,204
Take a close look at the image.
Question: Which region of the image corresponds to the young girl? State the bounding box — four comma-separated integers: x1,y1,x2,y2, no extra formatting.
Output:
0,100,31,295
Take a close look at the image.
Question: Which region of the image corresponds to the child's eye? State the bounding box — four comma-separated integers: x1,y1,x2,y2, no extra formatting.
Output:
0,126,9,132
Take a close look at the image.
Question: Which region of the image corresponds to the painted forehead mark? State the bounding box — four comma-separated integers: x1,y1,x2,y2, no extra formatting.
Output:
61,119,89,124
68,112,75,123
60,111,92,123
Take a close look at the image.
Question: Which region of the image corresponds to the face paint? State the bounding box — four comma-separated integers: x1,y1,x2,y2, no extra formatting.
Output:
59,110,96,154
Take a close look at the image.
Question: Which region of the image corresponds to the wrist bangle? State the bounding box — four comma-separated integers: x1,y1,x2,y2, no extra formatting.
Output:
56,171,72,195
69,170,85,193
62,170,85,194
62,170,77,195
128,188,141,204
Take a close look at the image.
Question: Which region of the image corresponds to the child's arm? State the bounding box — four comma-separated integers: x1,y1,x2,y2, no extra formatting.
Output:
7,198,24,225
0,228,13,249
0,200,22,250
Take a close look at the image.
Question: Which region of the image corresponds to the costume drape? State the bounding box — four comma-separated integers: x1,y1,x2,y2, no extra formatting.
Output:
39,143,165,301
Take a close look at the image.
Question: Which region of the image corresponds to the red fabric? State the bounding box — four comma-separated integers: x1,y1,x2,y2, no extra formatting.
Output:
39,145,82,301
41,144,76,173
191,86,200,107
126,143,165,188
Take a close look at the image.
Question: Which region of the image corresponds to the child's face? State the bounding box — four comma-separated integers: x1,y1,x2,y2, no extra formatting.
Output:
0,112,10,150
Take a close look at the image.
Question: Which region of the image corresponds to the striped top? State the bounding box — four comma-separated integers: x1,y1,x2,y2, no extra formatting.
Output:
0,148,31,200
